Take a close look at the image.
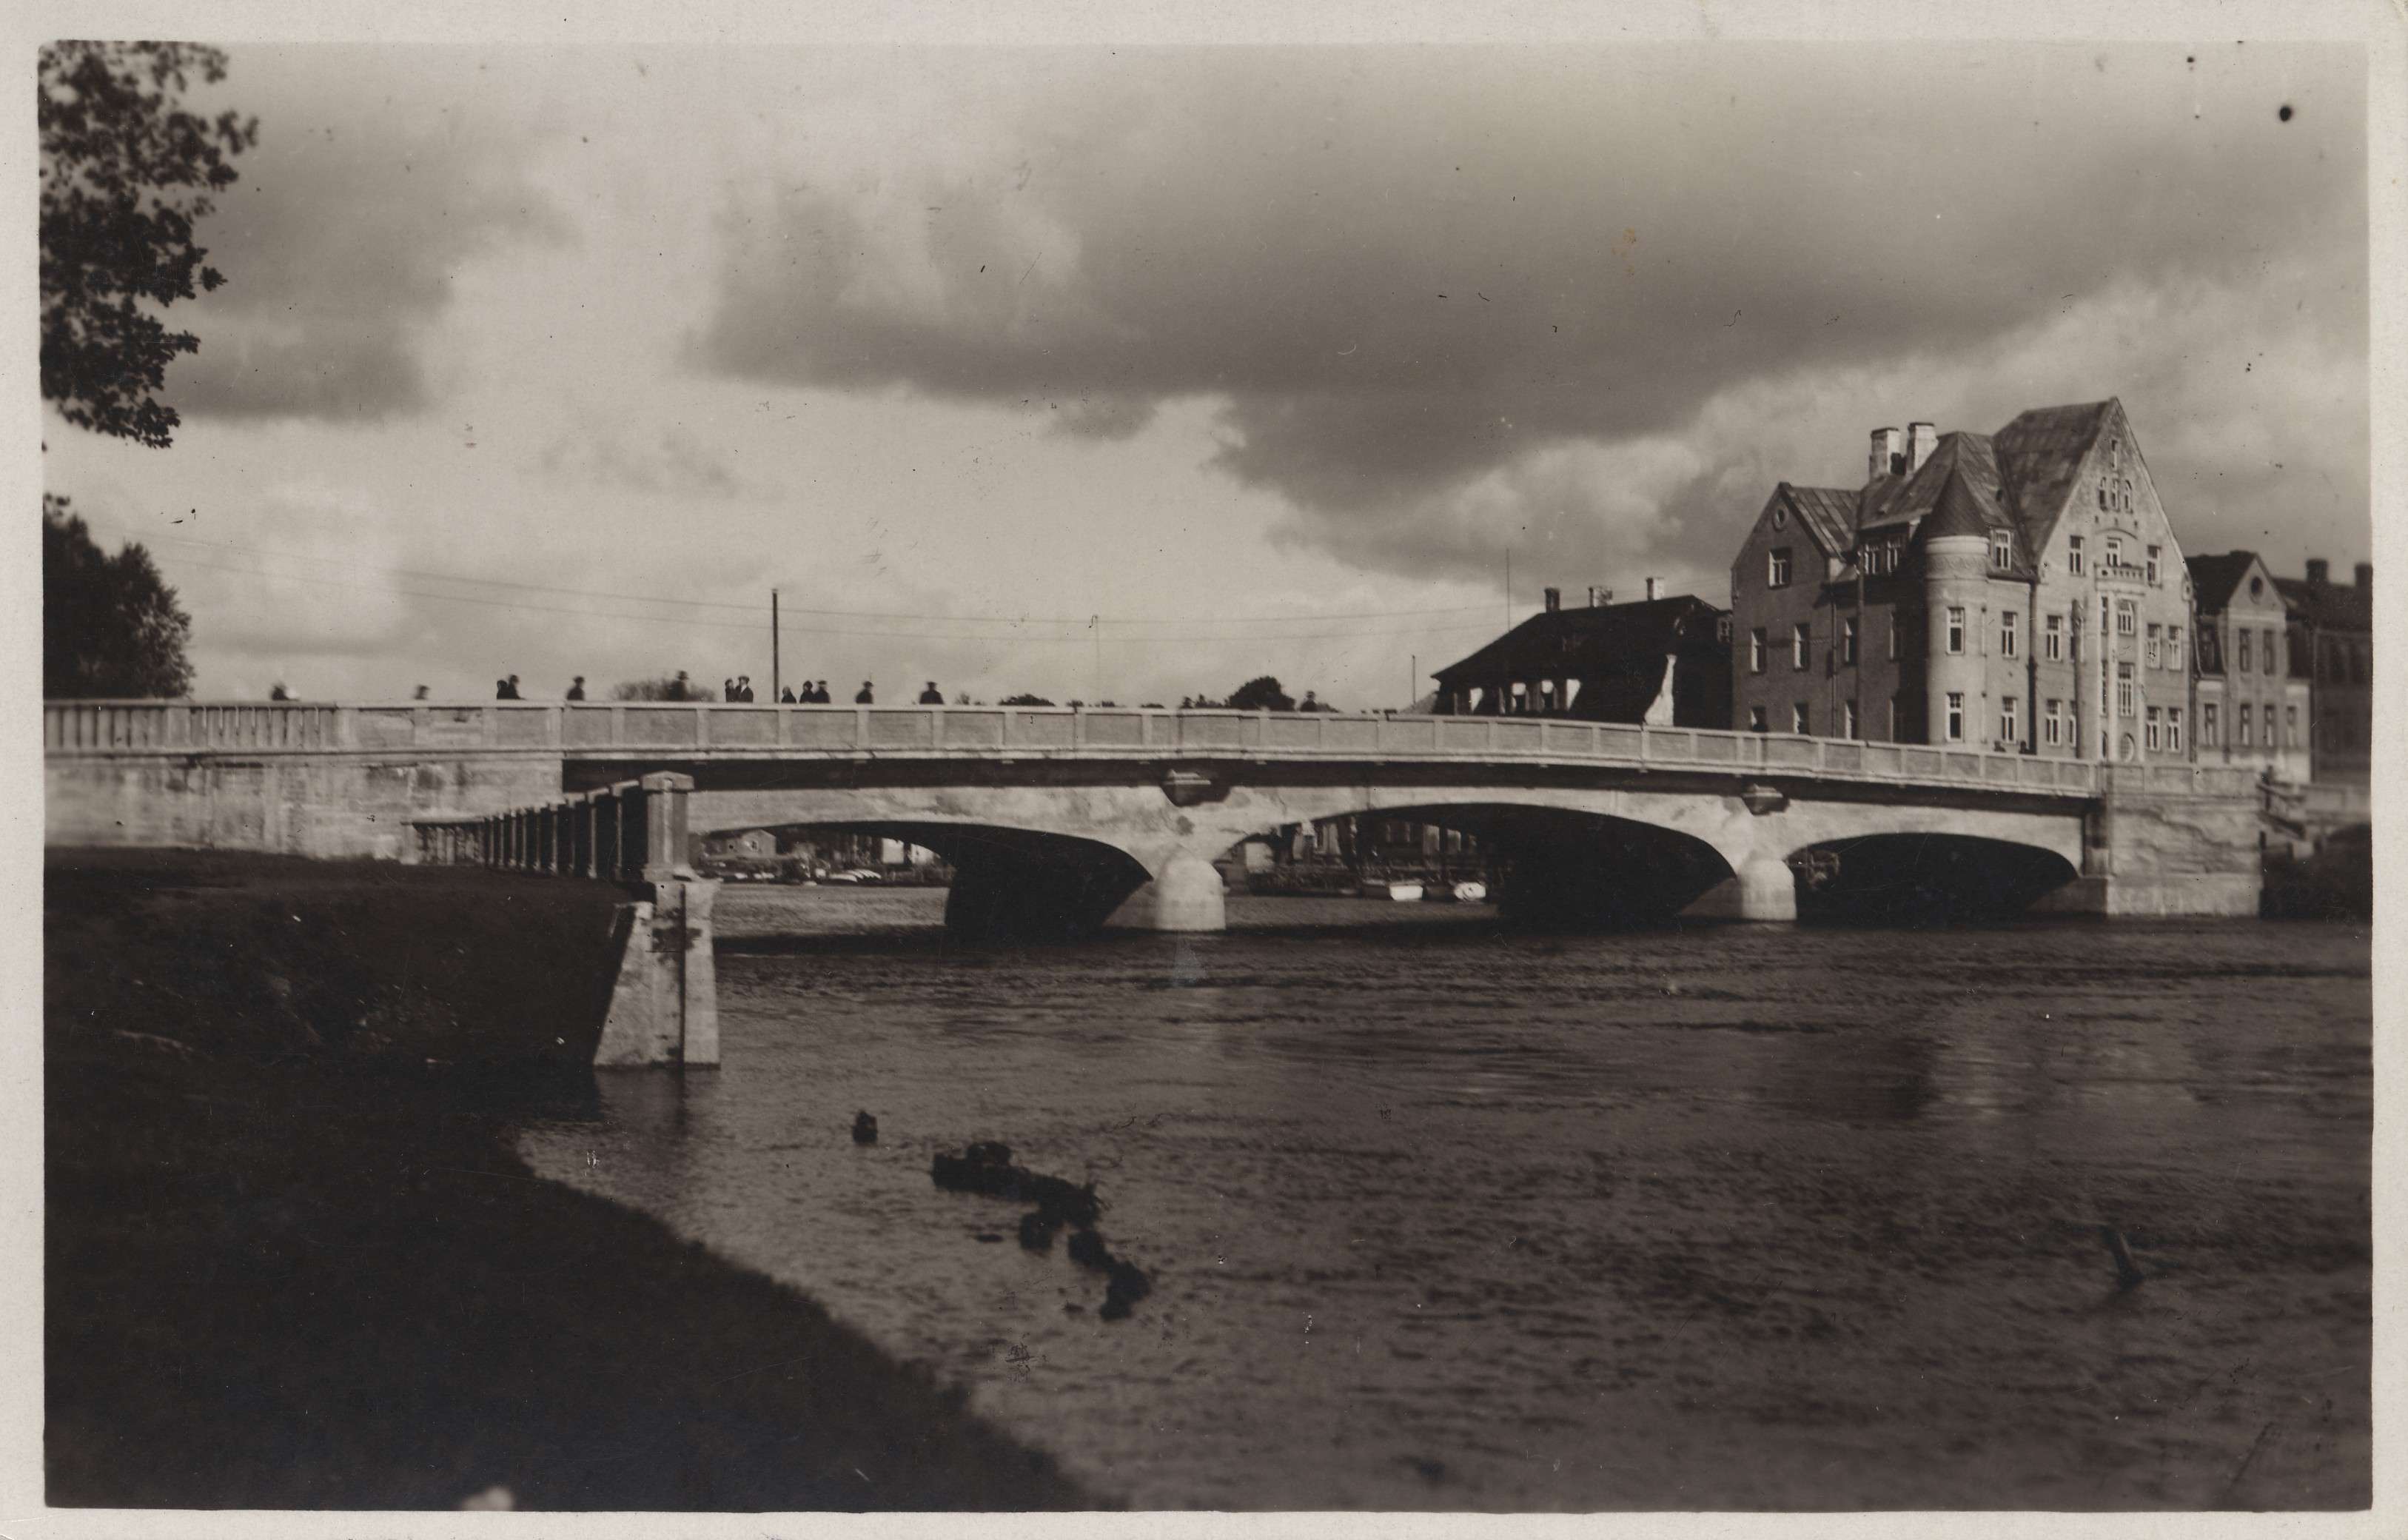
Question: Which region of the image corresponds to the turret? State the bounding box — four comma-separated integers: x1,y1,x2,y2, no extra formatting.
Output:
1920,469,1993,746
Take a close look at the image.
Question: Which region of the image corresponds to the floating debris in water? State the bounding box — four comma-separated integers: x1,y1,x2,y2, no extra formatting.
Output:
933,1139,1148,1319
2101,1225,2145,1290
852,1111,879,1144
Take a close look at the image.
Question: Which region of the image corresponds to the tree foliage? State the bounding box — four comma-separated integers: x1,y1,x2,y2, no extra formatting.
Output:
40,41,258,447
44,494,195,697
1225,675,1295,712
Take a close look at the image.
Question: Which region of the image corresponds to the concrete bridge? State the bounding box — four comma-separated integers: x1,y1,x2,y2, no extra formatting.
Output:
47,699,2264,936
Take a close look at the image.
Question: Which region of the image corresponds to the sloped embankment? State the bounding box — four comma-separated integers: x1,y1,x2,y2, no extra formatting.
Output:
45,848,1089,1511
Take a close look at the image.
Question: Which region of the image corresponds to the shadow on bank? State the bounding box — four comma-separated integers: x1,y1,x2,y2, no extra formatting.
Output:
44,848,1092,1512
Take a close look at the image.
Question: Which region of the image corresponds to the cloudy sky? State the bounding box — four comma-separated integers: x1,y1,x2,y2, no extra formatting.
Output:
42,33,2370,706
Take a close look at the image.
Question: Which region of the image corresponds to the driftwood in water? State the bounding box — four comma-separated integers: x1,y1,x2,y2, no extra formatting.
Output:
931,1140,1149,1319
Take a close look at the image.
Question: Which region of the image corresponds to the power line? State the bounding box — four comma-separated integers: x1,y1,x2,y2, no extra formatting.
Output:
145,532,1499,629
169,555,1506,643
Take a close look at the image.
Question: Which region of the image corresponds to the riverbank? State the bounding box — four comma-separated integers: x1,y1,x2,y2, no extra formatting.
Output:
44,848,1089,1510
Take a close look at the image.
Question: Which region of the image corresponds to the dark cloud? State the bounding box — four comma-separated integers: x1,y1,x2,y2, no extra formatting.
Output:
694,44,2367,580
164,47,564,423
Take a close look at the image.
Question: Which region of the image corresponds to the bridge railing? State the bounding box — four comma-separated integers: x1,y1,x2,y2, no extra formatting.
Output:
45,699,2261,799
409,771,693,881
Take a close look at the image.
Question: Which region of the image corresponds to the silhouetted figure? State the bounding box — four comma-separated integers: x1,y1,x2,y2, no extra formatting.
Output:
855,681,875,704
671,670,693,701
269,683,290,701
737,675,754,702
852,1111,878,1145
723,677,737,702
497,674,522,700
566,675,586,700
780,686,796,703
814,680,831,703
919,680,945,704
412,684,430,700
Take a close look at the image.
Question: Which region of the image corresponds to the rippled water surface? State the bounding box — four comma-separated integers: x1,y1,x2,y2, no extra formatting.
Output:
518,888,2370,1510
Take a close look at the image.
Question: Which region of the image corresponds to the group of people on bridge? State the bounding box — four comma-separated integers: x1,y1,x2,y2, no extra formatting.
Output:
480,674,939,704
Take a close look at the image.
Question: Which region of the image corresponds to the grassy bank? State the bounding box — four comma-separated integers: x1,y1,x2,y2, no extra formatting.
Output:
45,848,1089,1511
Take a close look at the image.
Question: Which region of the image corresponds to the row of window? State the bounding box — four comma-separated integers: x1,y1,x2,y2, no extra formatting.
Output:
1770,531,2173,589
1743,693,2186,752
2199,700,2299,750
2064,534,2159,583
1748,609,2184,669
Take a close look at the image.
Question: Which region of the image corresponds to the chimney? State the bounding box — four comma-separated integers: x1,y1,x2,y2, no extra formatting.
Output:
2306,558,2330,586
2355,562,2372,589
1908,421,1938,472
1868,426,1906,481
1645,576,1663,600
1543,586,1560,613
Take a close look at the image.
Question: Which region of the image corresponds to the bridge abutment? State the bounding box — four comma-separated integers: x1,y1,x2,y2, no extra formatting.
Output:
595,878,721,1068
2030,786,2262,916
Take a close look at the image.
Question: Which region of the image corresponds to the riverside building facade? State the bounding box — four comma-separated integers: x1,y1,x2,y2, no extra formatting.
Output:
1728,399,2196,762
2186,552,2313,782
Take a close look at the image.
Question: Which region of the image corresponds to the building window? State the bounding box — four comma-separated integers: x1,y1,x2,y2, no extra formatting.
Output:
1717,616,1733,643
2167,626,2182,672
1750,628,1767,673
2045,613,2063,660
2096,482,2108,511
2105,535,2122,569
1792,622,1810,670
2001,611,2019,657
2116,663,2135,717
2263,629,2279,677
2146,545,2161,585
2044,699,2063,746
1842,615,1858,665
1793,702,1810,735
2237,628,2252,673
2203,702,2218,746
1844,698,1859,738
1946,606,1966,654
2238,703,2253,747
2285,704,2298,748
2067,536,2085,575
1991,533,2013,570
1887,618,1899,660
2147,623,2161,669
2116,599,2136,637
1748,705,1767,733
2167,707,2182,754
2146,706,2162,751
2000,697,2019,743
1945,692,1965,742
1768,547,1792,588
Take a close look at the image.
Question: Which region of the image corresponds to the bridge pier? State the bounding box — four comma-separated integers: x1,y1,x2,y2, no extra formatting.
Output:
1106,850,1228,932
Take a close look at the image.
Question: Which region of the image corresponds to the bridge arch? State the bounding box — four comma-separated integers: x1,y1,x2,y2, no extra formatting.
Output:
1783,833,2082,923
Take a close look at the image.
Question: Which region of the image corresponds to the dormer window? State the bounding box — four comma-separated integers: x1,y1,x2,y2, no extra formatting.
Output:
2067,535,2085,575
1990,533,2013,570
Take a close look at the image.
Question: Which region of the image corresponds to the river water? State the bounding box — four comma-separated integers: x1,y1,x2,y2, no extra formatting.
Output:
517,888,2370,1510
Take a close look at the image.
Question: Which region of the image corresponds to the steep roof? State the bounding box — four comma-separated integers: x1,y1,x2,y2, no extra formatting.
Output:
1433,594,1725,686
2184,552,2261,613
1781,484,1859,558
1862,431,2006,532
1922,466,1996,540
1991,399,2116,549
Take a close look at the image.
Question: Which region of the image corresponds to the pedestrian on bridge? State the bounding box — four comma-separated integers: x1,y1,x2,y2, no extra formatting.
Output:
779,685,796,703
737,675,755,702
723,677,737,701
566,676,586,701
812,680,831,703
856,680,876,704
497,675,522,700
919,681,945,704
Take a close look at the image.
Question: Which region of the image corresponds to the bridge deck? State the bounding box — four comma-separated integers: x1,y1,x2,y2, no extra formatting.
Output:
44,700,2258,802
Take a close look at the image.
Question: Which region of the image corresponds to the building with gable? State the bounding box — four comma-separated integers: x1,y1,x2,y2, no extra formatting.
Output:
2186,552,2313,782
1430,582,1731,726
1728,399,2196,762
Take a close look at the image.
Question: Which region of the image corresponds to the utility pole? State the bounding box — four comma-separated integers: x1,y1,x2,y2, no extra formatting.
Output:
771,589,781,703
1091,615,1101,704
1505,549,1512,629
1410,653,1418,711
